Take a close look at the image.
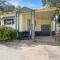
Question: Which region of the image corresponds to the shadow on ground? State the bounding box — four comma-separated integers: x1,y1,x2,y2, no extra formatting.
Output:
0,36,58,49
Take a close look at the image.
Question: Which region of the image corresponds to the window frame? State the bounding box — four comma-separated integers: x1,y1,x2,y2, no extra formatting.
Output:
41,24,51,31
4,17,14,25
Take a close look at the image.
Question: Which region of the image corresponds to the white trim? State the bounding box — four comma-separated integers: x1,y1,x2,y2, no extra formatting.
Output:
19,13,23,32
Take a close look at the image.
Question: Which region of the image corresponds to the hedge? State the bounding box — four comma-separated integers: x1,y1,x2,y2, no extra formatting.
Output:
0,26,18,41
56,32,60,45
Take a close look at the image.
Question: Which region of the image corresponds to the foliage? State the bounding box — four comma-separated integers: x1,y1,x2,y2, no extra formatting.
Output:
56,32,60,45
0,0,15,12
57,13,60,23
57,37,60,45
42,0,60,7
4,5,15,12
0,0,22,13
9,29,18,40
0,26,18,41
56,24,60,32
0,0,6,11
56,13,60,45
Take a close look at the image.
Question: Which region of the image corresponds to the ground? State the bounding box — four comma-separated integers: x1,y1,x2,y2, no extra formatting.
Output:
0,36,60,60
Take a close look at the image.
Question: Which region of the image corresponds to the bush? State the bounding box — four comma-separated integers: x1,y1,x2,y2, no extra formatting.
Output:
56,32,60,37
56,32,60,45
57,37,60,45
0,26,18,41
9,29,17,40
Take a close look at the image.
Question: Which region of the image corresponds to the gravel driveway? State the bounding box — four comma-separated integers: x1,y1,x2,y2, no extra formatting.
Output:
0,36,60,60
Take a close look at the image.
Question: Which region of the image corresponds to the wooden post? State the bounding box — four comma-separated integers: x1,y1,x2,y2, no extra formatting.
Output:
16,10,20,39
31,10,35,40
0,16,4,26
55,10,59,41
54,15,56,41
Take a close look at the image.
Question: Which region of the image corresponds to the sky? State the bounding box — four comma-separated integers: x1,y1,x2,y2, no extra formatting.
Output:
8,0,45,9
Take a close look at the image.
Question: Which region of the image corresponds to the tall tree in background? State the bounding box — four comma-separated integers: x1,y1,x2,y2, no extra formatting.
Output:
0,0,15,12
57,13,60,23
0,0,6,11
42,0,60,7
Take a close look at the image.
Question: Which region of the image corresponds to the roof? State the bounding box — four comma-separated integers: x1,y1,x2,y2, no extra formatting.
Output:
21,7,32,12
34,7,60,20
2,16,15,19
34,7,57,12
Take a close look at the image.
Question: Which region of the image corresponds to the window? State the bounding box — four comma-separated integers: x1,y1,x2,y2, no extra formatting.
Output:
41,25,50,31
4,19,14,25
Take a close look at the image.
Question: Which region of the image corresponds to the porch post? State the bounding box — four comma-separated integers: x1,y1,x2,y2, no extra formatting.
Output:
19,12,23,39
52,18,55,35
1,19,4,26
16,10,23,39
19,12,23,32
55,10,59,41
31,10,35,40
16,11,19,39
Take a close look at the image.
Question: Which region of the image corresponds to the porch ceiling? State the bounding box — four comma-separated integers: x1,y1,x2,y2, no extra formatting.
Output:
35,10,56,20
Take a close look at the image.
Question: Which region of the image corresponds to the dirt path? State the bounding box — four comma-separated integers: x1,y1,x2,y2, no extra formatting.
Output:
0,37,60,60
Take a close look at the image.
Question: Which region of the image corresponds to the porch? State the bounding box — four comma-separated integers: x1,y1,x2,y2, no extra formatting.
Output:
18,7,56,40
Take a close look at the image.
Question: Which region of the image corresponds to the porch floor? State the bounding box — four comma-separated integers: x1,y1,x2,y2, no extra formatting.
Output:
34,36,55,43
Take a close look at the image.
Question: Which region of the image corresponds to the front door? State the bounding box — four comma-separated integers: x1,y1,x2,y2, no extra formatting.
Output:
41,25,51,35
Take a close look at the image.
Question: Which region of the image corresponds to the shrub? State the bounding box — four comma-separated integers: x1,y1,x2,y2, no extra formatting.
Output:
0,26,18,41
56,32,60,45
9,29,17,40
57,37,60,45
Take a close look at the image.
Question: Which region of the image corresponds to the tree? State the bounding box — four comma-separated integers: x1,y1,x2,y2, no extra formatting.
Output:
57,13,60,23
0,0,15,12
0,0,6,11
42,0,60,7
5,5,15,12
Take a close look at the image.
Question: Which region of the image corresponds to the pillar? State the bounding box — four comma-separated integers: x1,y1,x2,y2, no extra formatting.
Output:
16,11,23,39
31,10,35,39
1,19,4,26
19,13,23,32
16,11,19,31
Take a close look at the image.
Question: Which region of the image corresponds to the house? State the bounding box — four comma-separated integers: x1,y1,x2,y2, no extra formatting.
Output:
0,7,59,39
